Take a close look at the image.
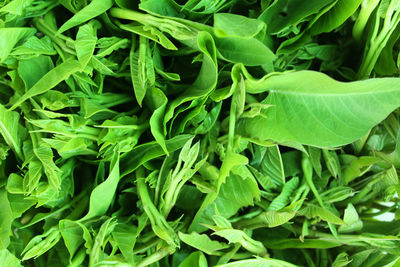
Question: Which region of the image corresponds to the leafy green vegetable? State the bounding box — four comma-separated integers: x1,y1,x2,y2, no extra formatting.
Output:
2,1,400,266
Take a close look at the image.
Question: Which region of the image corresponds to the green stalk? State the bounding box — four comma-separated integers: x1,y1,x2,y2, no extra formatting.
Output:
137,176,180,248
33,18,76,56
353,0,381,42
136,247,171,267
357,1,400,78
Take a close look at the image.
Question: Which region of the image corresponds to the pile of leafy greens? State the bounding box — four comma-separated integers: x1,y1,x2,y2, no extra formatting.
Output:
2,0,400,266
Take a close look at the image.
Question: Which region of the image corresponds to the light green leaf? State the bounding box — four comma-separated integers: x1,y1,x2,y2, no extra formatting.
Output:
260,145,285,186
112,223,137,263
239,70,400,147
262,210,296,227
57,0,113,34
0,105,25,160
148,87,168,154
75,22,98,68
22,227,61,261
120,134,193,177
0,27,36,63
343,156,381,183
299,204,345,225
18,55,54,90
0,249,23,267
81,150,119,221
178,232,229,255
212,229,267,255
0,0,34,15
179,251,207,267
0,190,12,249
34,145,62,190
339,203,363,233
164,31,218,127
268,177,299,211
215,37,276,66
331,252,352,267
322,150,341,178
59,219,85,260
10,59,82,110
213,13,265,38
259,0,335,34
189,172,260,232
216,258,299,267
119,23,177,50
130,36,154,106
310,0,363,35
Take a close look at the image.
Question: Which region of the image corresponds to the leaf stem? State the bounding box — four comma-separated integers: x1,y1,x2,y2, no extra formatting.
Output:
136,247,171,267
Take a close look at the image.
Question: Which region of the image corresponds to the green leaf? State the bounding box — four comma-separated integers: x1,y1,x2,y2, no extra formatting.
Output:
239,70,400,147
18,55,54,90
339,204,363,233
0,249,23,267
331,252,352,267
111,223,137,263
216,258,299,267
0,0,34,16
179,251,207,267
307,146,322,177
10,59,82,110
0,190,12,249
130,36,154,106
120,23,177,50
0,105,25,160
33,145,62,190
189,172,260,232
259,0,335,34
212,229,267,256
322,150,341,178
268,177,299,211
178,232,229,255
22,227,61,261
120,134,193,177
259,145,285,187
57,0,114,34
81,150,119,221
310,0,363,35
75,22,98,68
11,36,56,57
164,31,218,126
215,37,276,66
343,156,381,183
262,210,296,227
213,13,265,39
299,204,345,225
89,217,117,265
59,220,85,260
0,27,36,63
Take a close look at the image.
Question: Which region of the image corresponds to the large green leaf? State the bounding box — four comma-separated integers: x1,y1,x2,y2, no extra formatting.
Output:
238,70,400,147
